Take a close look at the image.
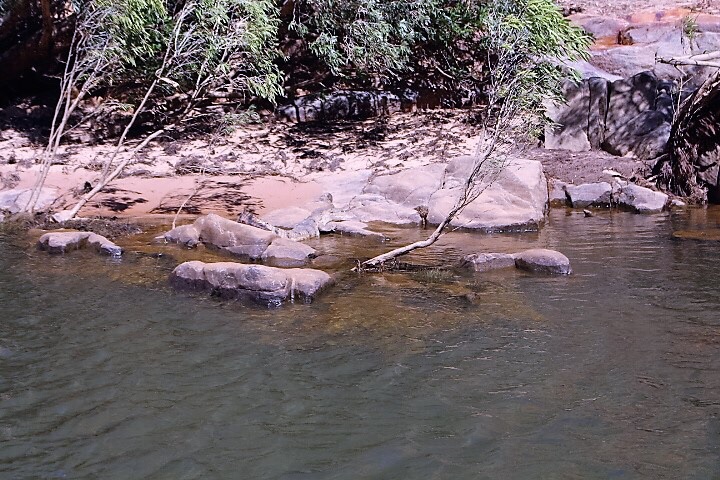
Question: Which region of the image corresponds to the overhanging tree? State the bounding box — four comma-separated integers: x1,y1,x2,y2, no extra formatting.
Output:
25,0,283,218
357,0,590,269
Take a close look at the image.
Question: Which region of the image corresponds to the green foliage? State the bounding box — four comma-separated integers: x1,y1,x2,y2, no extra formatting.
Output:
289,0,589,119
170,0,283,101
104,0,168,69
681,14,699,47
72,0,282,103
289,0,440,79
63,0,589,132
477,0,591,137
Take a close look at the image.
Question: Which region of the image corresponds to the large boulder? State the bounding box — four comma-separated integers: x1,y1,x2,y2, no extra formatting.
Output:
614,183,668,213
170,261,333,305
38,231,123,256
545,72,674,161
544,80,592,152
564,182,613,208
363,163,447,207
514,249,572,275
427,158,548,231
196,214,278,258
261,238,317,267
601,72,671,159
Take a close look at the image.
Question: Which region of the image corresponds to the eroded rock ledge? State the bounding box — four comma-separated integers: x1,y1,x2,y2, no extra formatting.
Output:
38,231,123,256
169,261,333,306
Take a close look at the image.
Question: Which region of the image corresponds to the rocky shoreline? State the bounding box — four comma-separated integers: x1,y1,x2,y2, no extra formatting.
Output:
3,4,719,306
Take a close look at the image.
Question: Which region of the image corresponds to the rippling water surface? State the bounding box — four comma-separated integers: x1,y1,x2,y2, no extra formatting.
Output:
1,209,719,479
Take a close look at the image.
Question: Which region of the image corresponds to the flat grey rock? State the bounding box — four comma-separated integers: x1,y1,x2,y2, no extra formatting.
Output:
461,253,516,272
323,220,386,241
170,261,333,305
565,182,612,208
38,231,123,257
261,237,317,267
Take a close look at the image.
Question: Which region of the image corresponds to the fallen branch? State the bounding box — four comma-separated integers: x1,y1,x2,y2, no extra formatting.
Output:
658,51,720,69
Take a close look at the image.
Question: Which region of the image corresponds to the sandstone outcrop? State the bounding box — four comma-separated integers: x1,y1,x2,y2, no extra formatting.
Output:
546,72,673,160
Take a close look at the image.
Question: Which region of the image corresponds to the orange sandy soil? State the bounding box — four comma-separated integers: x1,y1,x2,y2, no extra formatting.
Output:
0,112,482,220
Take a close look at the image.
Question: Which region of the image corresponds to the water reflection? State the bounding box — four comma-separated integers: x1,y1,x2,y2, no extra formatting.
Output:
1,208,719,479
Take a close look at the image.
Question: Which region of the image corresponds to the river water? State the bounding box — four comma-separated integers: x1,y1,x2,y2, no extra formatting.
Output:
1,209,719,479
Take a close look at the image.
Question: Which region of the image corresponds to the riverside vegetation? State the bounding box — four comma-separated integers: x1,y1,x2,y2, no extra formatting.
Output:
1,0,719,304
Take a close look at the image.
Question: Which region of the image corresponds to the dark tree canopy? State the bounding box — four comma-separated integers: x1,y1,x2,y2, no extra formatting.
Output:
0,0,590,109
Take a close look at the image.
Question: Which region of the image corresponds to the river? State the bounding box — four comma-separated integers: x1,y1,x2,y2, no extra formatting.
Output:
1,208,719,479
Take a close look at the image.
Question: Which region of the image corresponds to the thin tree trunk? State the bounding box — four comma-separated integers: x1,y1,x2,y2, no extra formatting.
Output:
64,129,164,218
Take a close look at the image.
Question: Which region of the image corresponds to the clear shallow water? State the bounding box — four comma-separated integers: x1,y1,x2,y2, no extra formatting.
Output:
1,209,719,479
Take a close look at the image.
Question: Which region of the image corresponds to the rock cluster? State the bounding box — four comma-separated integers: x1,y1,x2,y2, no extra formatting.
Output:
157,213,317,267
37,231,123,256
462,248,572,275
570,11,720,84
169,261,333,305
552,179,669,213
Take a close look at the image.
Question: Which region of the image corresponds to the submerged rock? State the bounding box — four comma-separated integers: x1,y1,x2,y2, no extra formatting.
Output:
323,220,386,241
38,231,123,256
460,253,516,272
672,229,720,241
170,261,333,305
514,249,572,275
